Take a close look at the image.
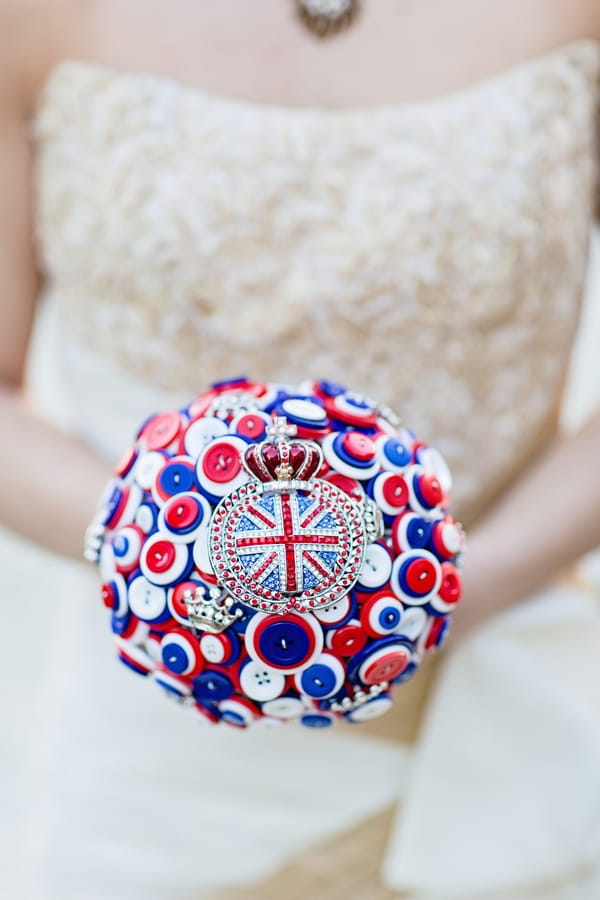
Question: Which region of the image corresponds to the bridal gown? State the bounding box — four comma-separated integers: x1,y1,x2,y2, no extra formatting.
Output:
4,37,600,900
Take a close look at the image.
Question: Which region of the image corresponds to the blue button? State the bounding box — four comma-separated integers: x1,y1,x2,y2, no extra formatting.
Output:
111,609,132,635
157,461,197,496
297,655,345,699
317,379,346,397
405,517,431,548
229,603,253,635
101,485,124,526
379,437,412,469
301,712,335,728
221,710,246,727
257,620,311,668
210,375,249,390
117,651,150,677
391,660,419,684
192,670,234,702
153,670,191,699
160,641,188,675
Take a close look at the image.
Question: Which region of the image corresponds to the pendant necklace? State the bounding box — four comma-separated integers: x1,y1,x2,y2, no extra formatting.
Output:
294,0,362,39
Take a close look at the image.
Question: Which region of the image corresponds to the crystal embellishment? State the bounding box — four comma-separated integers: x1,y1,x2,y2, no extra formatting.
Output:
209,417,379,614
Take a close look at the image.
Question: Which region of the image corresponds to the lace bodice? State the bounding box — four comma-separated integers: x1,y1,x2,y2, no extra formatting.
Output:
29,40,600,523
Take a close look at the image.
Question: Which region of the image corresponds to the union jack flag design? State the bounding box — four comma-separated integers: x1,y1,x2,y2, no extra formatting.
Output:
233,492,344,594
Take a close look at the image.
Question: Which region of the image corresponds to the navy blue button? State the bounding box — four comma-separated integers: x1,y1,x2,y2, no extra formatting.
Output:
257,621,311,668
340,394,371,413
261,389,289,413
301,713,334,728
195,699,222,721
221,710,245,727
406,517,431,548
117,652,150,677
192,670,234,702
317,379,346,397
101,485,124,526
210,375,249,390
111,610,131,636
391,660,419,684
229,603,252,635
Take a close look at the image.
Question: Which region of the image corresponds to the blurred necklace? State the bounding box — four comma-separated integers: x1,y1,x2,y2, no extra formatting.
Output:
294,0,362,38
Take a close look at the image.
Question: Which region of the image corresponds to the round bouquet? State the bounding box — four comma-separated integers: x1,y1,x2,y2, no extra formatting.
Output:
86,377,465,728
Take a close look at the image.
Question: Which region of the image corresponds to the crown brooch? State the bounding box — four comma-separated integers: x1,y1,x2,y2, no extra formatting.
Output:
208,417,382,615
183,584,244,634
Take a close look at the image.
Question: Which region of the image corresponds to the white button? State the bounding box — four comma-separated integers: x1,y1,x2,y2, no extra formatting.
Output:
199,634,227,665
346,695,393,723
396,606,428,641
133,451,166,490
99,542,117,581
113,637,155,675
183,416,229,458
357,542,392,590
240,660,287,702
281,398,327,423
192,524,214,576
314,593,352,625
128,575,168,622
219,697,257,727
261,696,306,719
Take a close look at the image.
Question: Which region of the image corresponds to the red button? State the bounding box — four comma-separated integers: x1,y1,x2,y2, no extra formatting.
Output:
188,391,217,418
361,647,410,684
114,445,138,477
438,562,462,604
381,474,409,508
146,540,176,573
202,441,242,483
168,581,199,621
101,583,117,609
404,557,438,595
141,411,182,450
342,432,376,462
327,620,367,657
417,473,443,507
323,472,364,502
164,496,200,530
425,617,447,649
234,413,268,440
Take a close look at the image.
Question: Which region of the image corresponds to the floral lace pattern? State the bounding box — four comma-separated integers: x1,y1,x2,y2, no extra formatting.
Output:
29,41,600,522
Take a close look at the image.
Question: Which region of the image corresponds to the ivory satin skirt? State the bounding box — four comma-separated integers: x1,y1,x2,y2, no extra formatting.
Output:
3,509,599,900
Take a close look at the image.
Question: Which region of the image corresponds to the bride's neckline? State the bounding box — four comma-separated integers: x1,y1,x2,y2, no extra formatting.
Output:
33,36,600,122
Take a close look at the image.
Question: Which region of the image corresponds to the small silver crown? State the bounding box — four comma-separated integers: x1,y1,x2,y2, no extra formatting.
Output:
183,585,243,634
207,391,261,420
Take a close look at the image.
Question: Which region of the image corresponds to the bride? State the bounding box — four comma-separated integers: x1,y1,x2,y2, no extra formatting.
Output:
2,1,600,897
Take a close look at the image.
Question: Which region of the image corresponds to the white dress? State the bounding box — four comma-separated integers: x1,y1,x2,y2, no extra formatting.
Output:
3,37,600,900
